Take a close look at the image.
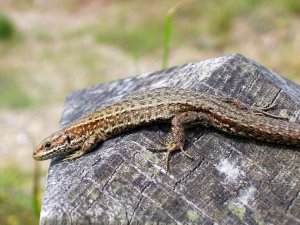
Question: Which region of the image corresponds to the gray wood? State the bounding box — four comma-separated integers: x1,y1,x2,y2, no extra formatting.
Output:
40,54,300,225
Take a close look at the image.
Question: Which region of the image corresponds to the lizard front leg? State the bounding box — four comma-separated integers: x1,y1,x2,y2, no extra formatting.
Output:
63,133,105,161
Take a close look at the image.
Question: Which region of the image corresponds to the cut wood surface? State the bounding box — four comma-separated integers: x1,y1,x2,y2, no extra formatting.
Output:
40,54,300,225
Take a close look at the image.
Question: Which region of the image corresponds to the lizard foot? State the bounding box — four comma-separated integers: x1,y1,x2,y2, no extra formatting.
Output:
148,141,193,171
251,103,287,120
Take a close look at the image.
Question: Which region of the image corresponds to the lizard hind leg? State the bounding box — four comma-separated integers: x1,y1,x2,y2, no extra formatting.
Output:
148,111,213,171
221,96,287,120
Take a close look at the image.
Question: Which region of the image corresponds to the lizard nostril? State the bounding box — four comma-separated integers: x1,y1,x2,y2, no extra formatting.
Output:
33,150,39,158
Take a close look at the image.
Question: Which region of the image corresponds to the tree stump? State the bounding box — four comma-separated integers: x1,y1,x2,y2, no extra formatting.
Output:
40,54,300,225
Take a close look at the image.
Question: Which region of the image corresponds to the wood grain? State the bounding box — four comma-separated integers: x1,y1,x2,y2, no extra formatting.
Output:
40,54,300,225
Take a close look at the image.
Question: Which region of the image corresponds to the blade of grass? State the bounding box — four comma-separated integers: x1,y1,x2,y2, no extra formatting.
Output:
162,0,195,69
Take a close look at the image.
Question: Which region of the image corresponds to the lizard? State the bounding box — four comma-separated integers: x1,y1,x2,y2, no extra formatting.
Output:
33,87,300,170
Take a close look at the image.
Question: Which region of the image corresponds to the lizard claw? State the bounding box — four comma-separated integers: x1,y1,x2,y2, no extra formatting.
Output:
180,147,194,160
147,142,193,171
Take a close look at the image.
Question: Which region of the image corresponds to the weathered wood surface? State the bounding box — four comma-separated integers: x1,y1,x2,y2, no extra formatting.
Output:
40,54,300,225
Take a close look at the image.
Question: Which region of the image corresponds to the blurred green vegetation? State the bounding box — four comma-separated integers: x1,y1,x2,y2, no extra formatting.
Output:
0,165,39,225
1,0,300,109
94,22,163,58
0,13,15,41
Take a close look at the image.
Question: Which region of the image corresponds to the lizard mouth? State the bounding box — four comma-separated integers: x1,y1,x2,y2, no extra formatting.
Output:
33,146,44,160
33,144,55,160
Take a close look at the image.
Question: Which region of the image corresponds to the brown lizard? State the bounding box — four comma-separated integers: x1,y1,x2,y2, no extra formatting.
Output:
33,87,300,170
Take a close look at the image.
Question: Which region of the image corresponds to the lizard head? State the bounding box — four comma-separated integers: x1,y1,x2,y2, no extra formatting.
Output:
33,130,73,160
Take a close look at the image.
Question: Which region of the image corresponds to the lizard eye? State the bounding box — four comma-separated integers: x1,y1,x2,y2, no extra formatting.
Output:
44,141,51,149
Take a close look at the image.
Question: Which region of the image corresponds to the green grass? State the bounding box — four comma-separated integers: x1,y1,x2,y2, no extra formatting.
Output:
167,0,299,48
282,0,300,14
0,13,15,41
0,165,39,225
94,22,163,58
162,0,196,68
